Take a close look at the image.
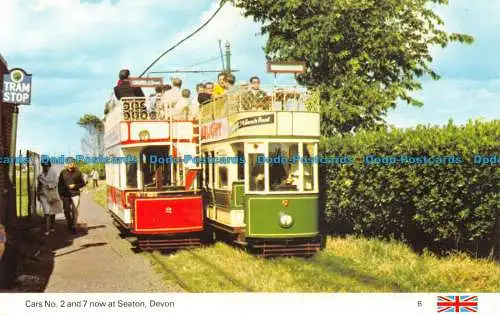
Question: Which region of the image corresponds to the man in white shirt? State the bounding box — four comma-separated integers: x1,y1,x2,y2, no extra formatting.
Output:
163,78,182,115
173,89,192,118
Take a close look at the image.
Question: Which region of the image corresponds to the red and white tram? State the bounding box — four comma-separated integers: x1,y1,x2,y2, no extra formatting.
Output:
103,84,206,251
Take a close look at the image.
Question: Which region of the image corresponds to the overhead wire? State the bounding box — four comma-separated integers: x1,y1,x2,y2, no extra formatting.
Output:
139,2,227,77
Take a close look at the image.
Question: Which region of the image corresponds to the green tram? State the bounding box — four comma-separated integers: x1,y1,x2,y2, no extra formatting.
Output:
199,86,325,256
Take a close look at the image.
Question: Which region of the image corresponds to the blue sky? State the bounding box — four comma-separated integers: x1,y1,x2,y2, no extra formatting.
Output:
0,0,498,155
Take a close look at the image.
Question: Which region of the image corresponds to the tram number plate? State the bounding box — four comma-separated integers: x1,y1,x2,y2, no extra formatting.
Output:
165,206,173,214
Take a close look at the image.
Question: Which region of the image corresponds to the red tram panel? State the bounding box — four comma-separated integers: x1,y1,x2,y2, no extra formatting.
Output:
132,196,203,234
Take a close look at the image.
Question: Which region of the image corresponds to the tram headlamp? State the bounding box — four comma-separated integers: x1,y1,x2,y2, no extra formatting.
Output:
139,130,150,141
279,213,294,228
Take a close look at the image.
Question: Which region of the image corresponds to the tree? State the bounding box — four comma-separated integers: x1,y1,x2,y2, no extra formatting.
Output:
229,0,473,134
77,114,105,156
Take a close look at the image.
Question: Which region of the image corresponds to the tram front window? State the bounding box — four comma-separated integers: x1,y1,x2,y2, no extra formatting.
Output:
249,153,265,191
141,147,171,190
269,143,299,191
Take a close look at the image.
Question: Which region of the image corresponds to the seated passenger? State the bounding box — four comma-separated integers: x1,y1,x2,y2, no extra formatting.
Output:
113,69,145,100
191,83,204,117
224,74,239,112
198,82,214,105
226,74,237,94
147,85,164,113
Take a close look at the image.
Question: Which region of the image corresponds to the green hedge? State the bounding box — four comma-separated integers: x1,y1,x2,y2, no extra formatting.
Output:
320,120,499,257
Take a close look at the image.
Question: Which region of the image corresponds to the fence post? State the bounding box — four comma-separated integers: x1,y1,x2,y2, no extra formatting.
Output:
27,150,31,218
18,150,22,218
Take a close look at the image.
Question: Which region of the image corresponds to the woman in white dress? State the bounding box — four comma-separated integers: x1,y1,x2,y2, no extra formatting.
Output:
37,161,63,235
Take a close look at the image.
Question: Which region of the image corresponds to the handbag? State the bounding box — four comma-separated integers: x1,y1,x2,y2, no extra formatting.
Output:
44,188,60,203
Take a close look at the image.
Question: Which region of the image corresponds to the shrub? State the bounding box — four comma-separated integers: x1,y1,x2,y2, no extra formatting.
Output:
320,119,499,257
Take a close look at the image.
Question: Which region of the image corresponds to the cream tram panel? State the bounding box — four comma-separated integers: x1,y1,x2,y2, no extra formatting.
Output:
201,112,322,141
120,123,129,141
172,122,194,139
292,112,320,136
275,112,293,135
130,122,170,140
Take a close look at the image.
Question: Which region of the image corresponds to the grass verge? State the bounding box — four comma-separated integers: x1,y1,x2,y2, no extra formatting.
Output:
148,238,499,292
90,184,500,292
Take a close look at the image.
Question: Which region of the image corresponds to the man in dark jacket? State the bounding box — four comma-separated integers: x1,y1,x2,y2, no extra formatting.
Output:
58,159,86,233
114,69,145,100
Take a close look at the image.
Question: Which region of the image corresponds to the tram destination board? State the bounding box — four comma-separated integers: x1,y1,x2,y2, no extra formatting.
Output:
232,114,274,132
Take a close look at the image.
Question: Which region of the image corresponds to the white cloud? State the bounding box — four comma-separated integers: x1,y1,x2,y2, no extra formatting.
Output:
387,78,500,127
5,0,268,153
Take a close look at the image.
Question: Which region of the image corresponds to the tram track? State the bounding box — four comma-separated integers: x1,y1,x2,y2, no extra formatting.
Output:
147,248,255,292
147,251,193,292
184,249,255,292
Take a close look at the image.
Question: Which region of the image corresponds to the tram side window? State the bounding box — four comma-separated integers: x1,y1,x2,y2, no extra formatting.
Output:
210,151,215,189
126,162,137,188
269,143,299,191
231,143,245,181
203,152,210,188
249,153,265,191
237,149,244,180
303,143,315,191
217,165,228,189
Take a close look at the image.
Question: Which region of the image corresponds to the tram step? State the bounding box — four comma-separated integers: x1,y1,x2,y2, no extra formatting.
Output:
137,238,202,250
252,243,320,249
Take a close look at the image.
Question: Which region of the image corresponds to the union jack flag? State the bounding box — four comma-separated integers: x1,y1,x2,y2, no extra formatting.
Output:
437,296,478,313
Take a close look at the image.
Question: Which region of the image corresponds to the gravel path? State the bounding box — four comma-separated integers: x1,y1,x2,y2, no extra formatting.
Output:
43,191,183,292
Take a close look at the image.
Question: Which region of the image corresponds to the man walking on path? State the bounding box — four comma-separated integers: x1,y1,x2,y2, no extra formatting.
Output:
90,169,99,188
58,159,86,234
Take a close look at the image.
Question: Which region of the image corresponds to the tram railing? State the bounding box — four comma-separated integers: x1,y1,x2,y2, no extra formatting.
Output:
104,84,318,123
199,85,319,121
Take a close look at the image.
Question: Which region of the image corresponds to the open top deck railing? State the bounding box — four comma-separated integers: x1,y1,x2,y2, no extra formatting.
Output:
104,85,319,123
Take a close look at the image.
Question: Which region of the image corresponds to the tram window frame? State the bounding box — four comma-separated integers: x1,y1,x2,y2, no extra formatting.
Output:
203,151,210,188
230,142,245,182
125,161,138,189
268,142,299,192
237,149,244,181
217,164,229,189
248,153,265,192
140,146,171,190
210,151,215,189
303,143,315,191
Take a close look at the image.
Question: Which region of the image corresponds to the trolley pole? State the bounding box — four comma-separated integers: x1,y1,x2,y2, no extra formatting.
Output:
225,41,231,73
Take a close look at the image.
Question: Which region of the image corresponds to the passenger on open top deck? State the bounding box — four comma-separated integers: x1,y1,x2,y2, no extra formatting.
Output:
198,82,214,105
241,76,268,110
163,77,182,110
213,72,228,98
147,85,164,113
191,83,203,116
173,89,192,119
114,69,145,100
225,73,237,94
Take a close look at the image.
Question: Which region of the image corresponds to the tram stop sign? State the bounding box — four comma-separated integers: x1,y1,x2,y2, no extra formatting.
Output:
2,68,32,105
